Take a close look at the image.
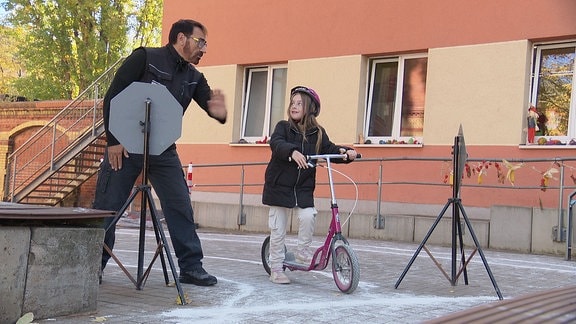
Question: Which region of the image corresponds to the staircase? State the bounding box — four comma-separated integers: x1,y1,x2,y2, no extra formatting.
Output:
3,58,124,206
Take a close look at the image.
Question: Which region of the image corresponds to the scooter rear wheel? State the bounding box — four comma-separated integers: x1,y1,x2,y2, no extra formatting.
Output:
261,235,290,275
261,236,272,275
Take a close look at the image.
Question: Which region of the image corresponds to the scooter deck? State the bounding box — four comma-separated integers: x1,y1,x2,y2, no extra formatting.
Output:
284,259,325,271
283,260,313,271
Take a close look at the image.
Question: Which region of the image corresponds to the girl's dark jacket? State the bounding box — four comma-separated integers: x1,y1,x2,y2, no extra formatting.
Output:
262,120,351,208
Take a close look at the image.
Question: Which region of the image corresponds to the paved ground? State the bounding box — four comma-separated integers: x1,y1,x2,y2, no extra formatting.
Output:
35,224,575,324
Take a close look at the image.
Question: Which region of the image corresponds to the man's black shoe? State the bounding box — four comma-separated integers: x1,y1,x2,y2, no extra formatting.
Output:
179,268,217,286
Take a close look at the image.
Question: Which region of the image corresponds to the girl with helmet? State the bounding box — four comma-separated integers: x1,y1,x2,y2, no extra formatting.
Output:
262,86,358,284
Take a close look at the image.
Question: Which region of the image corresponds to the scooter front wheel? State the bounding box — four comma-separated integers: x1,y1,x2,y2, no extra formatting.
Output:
332,244,360,293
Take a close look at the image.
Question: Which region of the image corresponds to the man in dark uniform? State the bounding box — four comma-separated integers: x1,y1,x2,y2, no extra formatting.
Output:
94,19,226,286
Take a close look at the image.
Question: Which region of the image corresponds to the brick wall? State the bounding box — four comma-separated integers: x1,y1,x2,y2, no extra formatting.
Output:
0,101,97,207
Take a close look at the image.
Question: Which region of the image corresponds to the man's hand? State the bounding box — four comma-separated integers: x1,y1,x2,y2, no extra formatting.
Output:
208,89,227,123
108,144,129,170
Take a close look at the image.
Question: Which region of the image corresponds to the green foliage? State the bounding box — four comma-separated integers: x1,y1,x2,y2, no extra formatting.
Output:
1,0,162,100
128,0,162,49
0,24,24,99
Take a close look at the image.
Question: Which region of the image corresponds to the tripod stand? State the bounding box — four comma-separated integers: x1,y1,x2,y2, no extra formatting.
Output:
104,93,187,304
394,131,503,300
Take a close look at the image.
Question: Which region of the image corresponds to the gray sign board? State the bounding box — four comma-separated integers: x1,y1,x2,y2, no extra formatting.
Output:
110,82,183,155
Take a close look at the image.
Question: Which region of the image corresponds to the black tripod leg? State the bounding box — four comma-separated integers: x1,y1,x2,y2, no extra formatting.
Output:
104,188,139,233
103,189,140,286
455,210,469,285
395,199,452,289
103,243,138,285
146,192,169,284
133,190,167,289
138,243,164,288
457,202,503,300
136,187,148,289
145,190,188,305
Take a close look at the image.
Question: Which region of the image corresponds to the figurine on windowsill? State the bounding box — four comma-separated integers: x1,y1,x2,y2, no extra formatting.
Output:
256,135,268,144
527,105,539,144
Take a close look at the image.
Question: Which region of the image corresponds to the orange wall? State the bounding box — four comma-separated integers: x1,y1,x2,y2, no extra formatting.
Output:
163,0,576,210
163,0,576,66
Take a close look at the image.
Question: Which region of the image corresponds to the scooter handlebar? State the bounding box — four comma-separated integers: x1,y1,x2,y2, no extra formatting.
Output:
306,153,362,161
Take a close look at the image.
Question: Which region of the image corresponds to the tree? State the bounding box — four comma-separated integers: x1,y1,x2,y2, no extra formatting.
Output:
0,24,24,100
128,0,162,50
2,0,162,100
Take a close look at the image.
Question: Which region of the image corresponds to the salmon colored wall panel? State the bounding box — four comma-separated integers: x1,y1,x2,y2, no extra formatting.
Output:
164,0,576,212
163,0,576,66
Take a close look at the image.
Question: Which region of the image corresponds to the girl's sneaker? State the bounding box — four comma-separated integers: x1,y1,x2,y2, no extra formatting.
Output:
270,270,290,284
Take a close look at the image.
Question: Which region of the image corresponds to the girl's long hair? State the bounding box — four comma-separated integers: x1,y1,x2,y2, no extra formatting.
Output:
287,93,323,153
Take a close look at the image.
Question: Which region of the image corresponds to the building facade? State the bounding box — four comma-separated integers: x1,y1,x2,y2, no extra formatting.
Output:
1,0,574,255
162,0,575,202
160,0,576,255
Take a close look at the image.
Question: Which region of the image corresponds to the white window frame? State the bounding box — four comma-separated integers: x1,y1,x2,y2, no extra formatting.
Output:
240,65,287,143
530,41,576,143
364,54,427,145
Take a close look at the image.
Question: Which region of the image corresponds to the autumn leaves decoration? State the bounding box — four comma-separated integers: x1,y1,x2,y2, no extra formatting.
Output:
442,160,563,192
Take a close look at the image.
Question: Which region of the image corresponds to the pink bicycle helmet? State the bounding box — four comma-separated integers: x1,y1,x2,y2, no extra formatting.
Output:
291,86,321,117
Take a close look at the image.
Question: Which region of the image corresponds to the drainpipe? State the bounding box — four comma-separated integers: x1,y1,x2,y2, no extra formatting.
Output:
567,190,575,261
556,164,565,242
238,165,246,226
374,162,385,229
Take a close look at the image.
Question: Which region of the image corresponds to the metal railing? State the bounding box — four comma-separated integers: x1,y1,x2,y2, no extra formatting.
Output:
4,58,124,202
186,156,576,260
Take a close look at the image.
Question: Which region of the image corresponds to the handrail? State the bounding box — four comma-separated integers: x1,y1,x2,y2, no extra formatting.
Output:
7,58,123,158
4,57,125,202
185,156,576,259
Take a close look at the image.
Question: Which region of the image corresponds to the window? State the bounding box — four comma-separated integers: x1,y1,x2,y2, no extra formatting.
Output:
530,42,576,142
365,55,427,144
241,66,287,142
